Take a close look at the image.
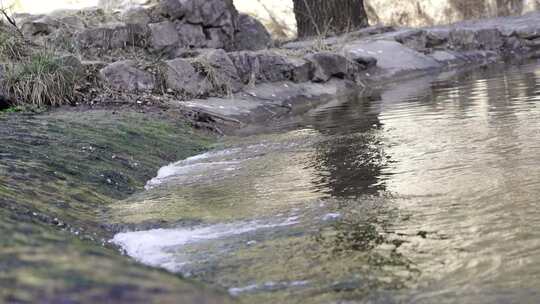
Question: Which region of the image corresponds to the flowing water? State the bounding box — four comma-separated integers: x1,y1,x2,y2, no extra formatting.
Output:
110,61,540,303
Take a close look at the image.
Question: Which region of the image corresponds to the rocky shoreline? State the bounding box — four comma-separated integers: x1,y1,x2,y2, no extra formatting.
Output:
1,1,538,134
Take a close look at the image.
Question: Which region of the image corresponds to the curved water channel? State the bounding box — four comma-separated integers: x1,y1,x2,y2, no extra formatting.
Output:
109,61,540,303
1,60,539,303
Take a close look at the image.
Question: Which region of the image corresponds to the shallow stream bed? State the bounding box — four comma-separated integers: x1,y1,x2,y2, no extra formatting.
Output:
111,61,540,303
2,60,540,303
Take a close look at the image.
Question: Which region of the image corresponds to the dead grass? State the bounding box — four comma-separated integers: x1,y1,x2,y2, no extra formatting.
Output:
192,57,233,98
3,51,79,106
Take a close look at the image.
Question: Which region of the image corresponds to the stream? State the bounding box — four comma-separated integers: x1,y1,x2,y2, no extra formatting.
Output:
2,60,540,303
111,60,540,303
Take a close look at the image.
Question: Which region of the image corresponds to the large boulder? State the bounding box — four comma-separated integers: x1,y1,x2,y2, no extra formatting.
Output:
163,58,211,96
100,60,155,92
304,52,349,82
234,14,271,51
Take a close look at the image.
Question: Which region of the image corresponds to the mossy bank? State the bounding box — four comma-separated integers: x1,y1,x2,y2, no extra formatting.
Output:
0,106,234,303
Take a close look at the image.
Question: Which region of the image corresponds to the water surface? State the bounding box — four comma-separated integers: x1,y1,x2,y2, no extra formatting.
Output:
112,61,540,303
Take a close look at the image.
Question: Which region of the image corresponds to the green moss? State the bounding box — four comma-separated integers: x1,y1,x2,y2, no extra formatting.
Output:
0,108,224,303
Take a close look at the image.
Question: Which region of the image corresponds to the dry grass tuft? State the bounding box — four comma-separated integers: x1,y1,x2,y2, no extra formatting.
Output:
3,52,79,106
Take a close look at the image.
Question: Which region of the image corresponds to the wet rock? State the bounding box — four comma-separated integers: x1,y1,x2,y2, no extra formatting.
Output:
163,58,211,96
148,21,179,52
76,23,148,50
120,6,151,25
234,14,271,51
305,52,349,82
100,60,155,92
198,49,243,93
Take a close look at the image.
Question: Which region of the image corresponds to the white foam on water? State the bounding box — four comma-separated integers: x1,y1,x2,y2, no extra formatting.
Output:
144,148,242,189
228,280,310,296
111,217,300,272
322,213,341,221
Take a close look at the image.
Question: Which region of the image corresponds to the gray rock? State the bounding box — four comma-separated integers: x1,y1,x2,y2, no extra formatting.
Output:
149,21,179,52
100,60,155,92
160,0,187,19
76,23,148,50
426,29,450,48
343,40,441,77
163,58,211,96
229,51,312,84
205,28,227,49
305,52,349,82
228,51,261,83
394,29,428,51
475,28,504,50
160,0,237,50
287,58,312,83
56,16,86,31
430,50,461,64
198,49,242,92
21,16,59,36
346,51,377,68
204,28,235,50
515,27,540,40
449,28,503,51
57,54,84,77
234,14,271,51
176,23,207,49
161,0,237,26
449,29,477,50
120,6,151,25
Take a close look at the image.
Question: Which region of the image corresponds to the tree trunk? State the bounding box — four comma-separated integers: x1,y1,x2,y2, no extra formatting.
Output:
293,0,369,38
